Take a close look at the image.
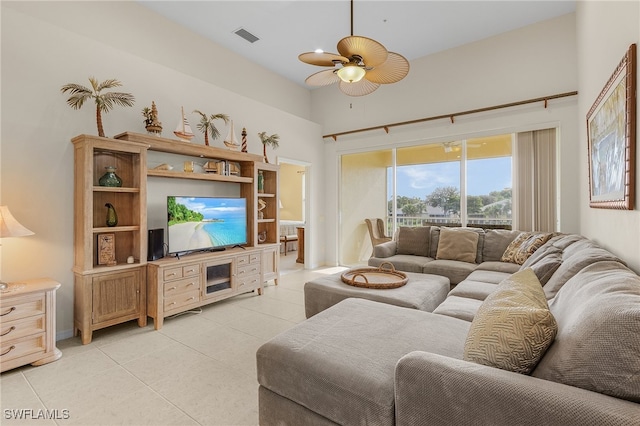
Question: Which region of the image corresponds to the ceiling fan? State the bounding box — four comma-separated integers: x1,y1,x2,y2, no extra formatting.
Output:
298,0,410,96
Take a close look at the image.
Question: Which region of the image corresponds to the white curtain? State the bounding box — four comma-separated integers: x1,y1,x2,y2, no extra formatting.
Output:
515,129,557,232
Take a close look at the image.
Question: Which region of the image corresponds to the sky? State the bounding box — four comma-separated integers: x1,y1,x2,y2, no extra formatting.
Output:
388,157,512,199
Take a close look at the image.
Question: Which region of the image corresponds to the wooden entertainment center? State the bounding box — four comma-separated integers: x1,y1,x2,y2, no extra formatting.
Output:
72,133,279,343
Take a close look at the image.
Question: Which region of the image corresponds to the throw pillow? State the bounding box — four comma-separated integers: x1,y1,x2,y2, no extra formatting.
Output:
501,232,553,265
436,227,479,264
396,226,430,257
463,268,558,374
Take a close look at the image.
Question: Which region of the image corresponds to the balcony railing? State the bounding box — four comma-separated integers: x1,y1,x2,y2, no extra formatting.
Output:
385,216,512,234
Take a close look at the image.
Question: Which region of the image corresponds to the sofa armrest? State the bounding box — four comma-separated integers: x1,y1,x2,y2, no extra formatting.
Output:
373,240,397,258
395,351,639,426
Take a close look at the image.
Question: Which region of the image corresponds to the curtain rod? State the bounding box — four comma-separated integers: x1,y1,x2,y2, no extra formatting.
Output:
323,91,578,141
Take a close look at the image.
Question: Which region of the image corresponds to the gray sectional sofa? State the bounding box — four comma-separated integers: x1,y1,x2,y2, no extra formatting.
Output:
256,227,640,425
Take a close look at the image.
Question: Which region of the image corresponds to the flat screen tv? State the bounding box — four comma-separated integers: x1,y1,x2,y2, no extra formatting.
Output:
167,196,247,255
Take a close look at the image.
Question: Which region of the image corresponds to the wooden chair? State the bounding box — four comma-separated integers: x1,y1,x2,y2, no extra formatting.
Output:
365,218,391,256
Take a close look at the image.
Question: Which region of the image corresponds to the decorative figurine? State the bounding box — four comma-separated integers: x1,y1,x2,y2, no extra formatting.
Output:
142,101,163,134
224,120,241,150
105,203,118,227
258,131,280,163
174,106,195,142
193,110,229,146
61,77,135,138
241,127,248,153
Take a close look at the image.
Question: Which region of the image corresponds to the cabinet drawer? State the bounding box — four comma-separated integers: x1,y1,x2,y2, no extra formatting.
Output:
164,289,200,312
237,263,261,278
237,254,260,266
182,264,200,277
237,275,261,292
1,333,45,363
0,294,45,322
163,277,200,297
163,266,183,281
0,315,45,344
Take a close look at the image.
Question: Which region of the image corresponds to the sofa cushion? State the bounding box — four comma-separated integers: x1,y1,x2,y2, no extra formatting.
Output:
521,248,562,285
475,261,520,274
464,268,557,374
430,227,485,264
482,229,521,261
396,226,430,257
533,261,640,403
501,232,553,265
422,259,477,285
369,254,434,273
256,298,471,426
432,295,483,322
465,269,515,285
543,247,625,299
436,227,479,263
448,280,499,301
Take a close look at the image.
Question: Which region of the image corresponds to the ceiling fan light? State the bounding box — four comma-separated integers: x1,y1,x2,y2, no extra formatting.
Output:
337,65,366,83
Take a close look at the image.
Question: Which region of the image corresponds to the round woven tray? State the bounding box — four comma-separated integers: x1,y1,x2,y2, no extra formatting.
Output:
341,262,408,289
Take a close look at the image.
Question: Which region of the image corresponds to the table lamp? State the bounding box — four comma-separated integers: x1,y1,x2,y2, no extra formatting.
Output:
0,206,35,290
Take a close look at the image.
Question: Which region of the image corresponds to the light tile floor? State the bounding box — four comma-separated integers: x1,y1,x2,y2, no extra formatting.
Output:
0,255,347,426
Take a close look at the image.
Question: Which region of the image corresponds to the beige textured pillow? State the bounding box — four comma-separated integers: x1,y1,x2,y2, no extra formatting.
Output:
396,226,430,257
464,268,558,374
501,232,553,265
436,227,479,263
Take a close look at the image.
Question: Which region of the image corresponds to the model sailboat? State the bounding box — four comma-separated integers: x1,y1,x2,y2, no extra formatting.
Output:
223,120,240,150
173,106,194,142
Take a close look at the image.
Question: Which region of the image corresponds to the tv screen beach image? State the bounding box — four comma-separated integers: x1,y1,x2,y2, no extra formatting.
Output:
168,196,247,254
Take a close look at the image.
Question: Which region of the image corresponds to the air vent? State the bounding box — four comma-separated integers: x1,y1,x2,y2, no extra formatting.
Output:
234,28,259,43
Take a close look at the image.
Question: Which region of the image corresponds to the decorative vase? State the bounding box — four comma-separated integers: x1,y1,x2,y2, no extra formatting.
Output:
99,166,122,187
258,171,264,193
105,203,118,227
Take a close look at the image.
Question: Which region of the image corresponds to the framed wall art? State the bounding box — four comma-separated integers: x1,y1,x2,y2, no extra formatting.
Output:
587,43,636,210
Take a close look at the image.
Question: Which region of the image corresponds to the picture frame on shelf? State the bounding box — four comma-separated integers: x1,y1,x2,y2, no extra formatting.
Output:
97,233,116,266
587,43,636,210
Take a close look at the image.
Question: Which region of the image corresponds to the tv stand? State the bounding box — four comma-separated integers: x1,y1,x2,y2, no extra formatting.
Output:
147,246,274,330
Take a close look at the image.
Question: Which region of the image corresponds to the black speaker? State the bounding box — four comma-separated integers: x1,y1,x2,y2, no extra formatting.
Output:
148,228,165,261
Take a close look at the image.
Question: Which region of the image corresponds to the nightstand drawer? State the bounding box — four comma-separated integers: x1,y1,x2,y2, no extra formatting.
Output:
0,315,45,344
164,289,199,311
0,294,45,322
1,333,45,364
163,277,200,297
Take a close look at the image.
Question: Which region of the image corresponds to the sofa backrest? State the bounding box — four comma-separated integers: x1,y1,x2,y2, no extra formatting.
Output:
532,260,640,403
429,226,485,264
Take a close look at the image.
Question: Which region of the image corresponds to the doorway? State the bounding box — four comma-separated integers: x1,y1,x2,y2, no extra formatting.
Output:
277,157,310,271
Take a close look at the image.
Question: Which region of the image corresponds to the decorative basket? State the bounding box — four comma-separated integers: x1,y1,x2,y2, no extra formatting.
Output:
340,262,408,289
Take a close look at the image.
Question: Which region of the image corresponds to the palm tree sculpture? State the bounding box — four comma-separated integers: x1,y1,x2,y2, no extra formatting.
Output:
193,110,230,146
258,132,280,163
60,77,135,138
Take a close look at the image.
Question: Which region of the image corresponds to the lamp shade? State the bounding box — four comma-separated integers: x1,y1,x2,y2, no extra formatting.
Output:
0,206,35,238
337,65,366,83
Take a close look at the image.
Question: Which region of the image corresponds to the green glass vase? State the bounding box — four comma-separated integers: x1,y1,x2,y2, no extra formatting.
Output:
105,203,118,227
99,166,122,187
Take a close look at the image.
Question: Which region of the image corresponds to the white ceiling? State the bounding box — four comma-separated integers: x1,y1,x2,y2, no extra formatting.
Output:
138,1,576,88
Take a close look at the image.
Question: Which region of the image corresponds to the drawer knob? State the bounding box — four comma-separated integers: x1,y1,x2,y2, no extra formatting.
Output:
0,307,16,317
170,286,177,291
1,345,15,357
169,302,176,306
0,326,16,337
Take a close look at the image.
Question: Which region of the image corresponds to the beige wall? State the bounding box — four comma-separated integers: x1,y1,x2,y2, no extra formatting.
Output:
0,2,324,338
577,1,640,273
279,163,305,221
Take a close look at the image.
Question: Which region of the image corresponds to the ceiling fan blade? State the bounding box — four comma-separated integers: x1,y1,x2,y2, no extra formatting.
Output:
339,79,380,97
298,52,348,67
364,52,410,84
305,69,340,87
337,36,388,67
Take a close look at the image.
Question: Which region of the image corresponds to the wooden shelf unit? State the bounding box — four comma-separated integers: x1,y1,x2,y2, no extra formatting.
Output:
114,132,280,328
72,135,149,344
